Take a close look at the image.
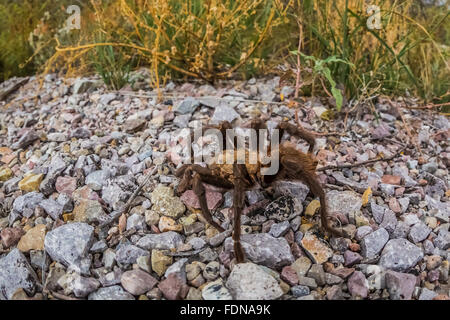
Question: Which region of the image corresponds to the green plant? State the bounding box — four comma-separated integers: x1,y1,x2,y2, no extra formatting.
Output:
291,51,354,111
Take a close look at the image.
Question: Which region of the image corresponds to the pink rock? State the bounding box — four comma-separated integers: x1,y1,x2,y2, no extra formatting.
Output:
344,250,362,267
381,175,402,185
389,198,402,214
347,271,368,298
158,273,185,300
385,270,416,300
281,266,299,286
55,176,77,196
180,189,223,210
121,269,158,296
1,227,25,248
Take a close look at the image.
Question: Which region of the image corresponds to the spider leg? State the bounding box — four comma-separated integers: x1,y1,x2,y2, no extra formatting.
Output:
232,163,247,263
277,122,316,153
280,154,343,237
192,172,226,233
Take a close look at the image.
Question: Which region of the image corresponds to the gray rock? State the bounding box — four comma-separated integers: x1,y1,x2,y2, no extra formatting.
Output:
88,285,135,300
408,222,431,243
326,190,362,217
355,226,373,241
175,97,200,114
433,229,450,250
273,181,309,202
391,221,410,239
12,192,44,215
385,270,416,300
360,227,389,259
11,130,39,150
269,220,290,238
115,244,149,265
380,209,398,234
0,249,39,299
85,170,111,191
418,288,438,300
370,202,385,224
60,272,101,298
30,250,49,271
164,258,188,282
39,198,64,220
90,240,108,253
137,231,184,250
297,276,317,288
291,285,310,297
379,239,424,272
224,233,294,268
126,213,147,231
44,222,95,274
210,105,240,124
40,156,67,196
226,263,283,300
307,264,326,286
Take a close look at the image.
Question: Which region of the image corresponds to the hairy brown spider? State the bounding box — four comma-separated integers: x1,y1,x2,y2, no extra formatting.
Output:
175,119,343,264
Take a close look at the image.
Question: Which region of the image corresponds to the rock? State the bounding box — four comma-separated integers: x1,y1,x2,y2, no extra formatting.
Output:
1,227,25,248
433,229,450,250
281,266,299,286
202,280,233,300
175,97,200,114
0,249,39,299
408,222,431,243
226,263,283,300
39,199,64,220
12,192,44,215
165,258,188,282
419,288,438,300
121,269,158,295
180,190,223,210
203,261,220,281
159,216,183,233
85,170,110,191
158,273,186,300
344,250,362,267
347,271,368,299
269,220,290,238
360,227,389,259
379,239,424,272
88,285,135,300
17,224,46,252
137,231,184,250
307,264,326,286
0,166,13,181
30,250,49,271
126,213,147,231
44,222,94,274
115,244,149,265
297,276,317,288
224,233,294,268
72,200,106,223
300,232,333,264
210,105,240,124
326,190,362,217
55,176,77,195
385,270,416,300
11,130,39,150
380,209,397,234
151,249,173,276
263,195,295,221
47,132,67,142
291,256,312,278
59,272,100,298
73,78,99,94
18,173,44,192
273,181,309,202
151,185,185,219
291,285,310,298
381,175,402,185
355,226,373,241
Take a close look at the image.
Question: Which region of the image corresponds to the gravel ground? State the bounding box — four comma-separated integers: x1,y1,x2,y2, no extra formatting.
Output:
0,72,448,300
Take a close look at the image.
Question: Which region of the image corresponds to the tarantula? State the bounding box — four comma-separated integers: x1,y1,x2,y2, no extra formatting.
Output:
175,118,343,263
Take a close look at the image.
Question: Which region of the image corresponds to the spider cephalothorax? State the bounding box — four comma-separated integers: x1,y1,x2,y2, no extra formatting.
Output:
175,118,343,263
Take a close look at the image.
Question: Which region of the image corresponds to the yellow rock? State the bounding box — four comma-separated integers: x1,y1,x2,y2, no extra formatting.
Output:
299,223,314,234
305,200,321,217
18,172,44,192
179,214,197,226
63,213,74,222
0,166,13,182
158,216,183,233
362,187,372,207
17,224,46,252
151,250,173,277
205,226,219,239
279,280,290,294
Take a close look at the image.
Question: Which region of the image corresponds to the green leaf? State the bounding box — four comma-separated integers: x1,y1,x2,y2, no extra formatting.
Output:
331,87,343,111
